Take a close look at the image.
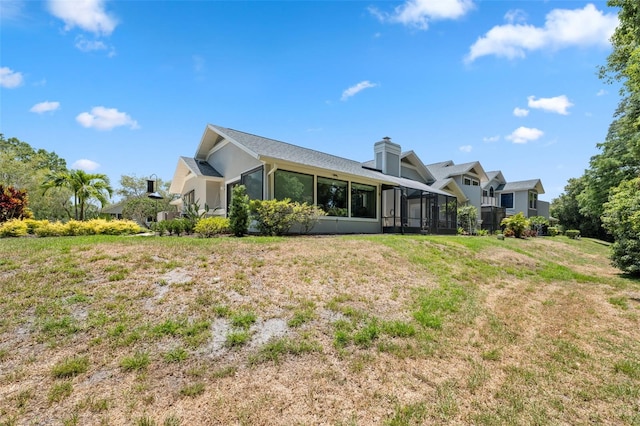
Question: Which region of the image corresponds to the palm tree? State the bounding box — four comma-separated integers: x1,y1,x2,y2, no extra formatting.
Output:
42,170,113,220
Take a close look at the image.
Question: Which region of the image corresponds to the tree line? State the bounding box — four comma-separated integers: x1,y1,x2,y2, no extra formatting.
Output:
0,134,172,224
550,0,640,274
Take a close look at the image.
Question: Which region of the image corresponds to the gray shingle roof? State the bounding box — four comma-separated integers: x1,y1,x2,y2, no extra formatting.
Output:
180,156,223,178
427,161,482,180
499,179,543,192
209,125,452,196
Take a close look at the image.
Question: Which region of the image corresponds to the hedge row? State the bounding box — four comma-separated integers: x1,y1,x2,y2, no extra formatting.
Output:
0,218,144,238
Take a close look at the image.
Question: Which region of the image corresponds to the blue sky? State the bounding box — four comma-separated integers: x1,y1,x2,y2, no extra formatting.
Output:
0,0,621,202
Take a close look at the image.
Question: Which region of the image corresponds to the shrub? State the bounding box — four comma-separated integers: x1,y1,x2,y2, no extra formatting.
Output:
250,199,297,236
195,217,230,237
501,212,529,238
34,220,65,237
0,185,32,222
529,215,549,235
565,230,581,239
164,219,186,236
0,219,28,237
503,229,515,238
457,205,478,235
1,219,142,238
547,226,559,237
293,202,325,234
229,185,250,237
63,219,92,236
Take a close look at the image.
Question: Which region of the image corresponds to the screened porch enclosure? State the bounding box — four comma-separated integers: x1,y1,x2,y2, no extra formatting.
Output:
381,186,457,234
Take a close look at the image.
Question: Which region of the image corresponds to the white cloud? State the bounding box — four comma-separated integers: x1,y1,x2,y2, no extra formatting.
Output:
527,95,573,115
369,0,474,30
506,126,543,144
30,101,60,113
47,0,118,36
504,9,527,24
459,145,472,153
75,36,116,56
0,67,24,88
76,106,139,131
341,81,378,101
596,89,608,96
466,4,617,63
72,159,101,171
483,135,500,143
513,107,529,117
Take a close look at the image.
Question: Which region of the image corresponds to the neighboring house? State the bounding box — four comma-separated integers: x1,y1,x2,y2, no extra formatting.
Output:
426,160,489,220
101,201,124,219
481,171,507,232
481,173,548,231
169,125,459,234
495,179,548,219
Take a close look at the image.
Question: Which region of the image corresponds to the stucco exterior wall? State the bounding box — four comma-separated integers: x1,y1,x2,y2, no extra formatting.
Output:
208,142,261,182
513,191,529,216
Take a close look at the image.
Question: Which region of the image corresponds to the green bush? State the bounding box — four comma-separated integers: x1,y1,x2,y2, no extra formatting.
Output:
292,202,325,234
250,199,297,236
501,212,529,238
229,185,250,237
249,199,324,236
547,226,559,237
195,217,230,237
565,229,581,239
0,219,28,237
162,218,188,236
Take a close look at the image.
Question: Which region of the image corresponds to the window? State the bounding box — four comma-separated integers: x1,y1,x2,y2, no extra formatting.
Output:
242,166,263,200
529,191,537,209
274,170,313,204
489,187,494,197
317,177,347,216
351,182,376,218
463,176,479,186
483,190,488,197
183,190,195,206
500,193,514,209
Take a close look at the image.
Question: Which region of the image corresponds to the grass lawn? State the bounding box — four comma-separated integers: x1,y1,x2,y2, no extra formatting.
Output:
1,234,639,425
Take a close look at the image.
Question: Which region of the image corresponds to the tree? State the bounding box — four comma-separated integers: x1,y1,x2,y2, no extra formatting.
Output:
115,175,172,223
229,185,249,236
42,170,113,221
457,204,478,235
0,134,70,220
551,176,603,238
602,178,640,275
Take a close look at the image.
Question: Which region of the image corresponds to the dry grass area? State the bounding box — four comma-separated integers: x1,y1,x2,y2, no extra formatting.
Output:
1,234,640,425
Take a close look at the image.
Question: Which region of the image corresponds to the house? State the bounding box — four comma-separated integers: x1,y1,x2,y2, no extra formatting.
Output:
481,171,507,232
480,172,549,232
169,125,459,234
101,201,124,219
425,161,489,218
